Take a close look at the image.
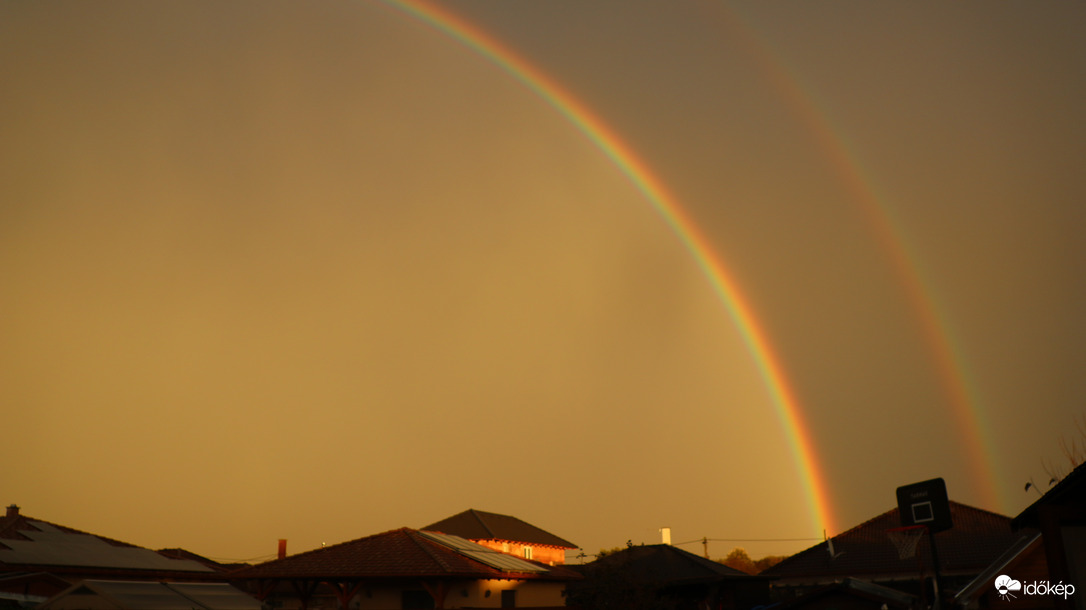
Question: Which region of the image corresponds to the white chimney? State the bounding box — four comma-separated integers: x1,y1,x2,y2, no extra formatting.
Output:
660,527,671,545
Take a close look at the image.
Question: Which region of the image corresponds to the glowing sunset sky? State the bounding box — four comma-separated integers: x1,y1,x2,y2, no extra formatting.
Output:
2,1,1084,563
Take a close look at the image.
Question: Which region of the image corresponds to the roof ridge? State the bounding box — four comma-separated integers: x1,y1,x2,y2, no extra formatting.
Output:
1,515,141,549
660,543,749,576
947,500,1011,520
824,501,1009,541
833,506,899,537
248,527,404,568
467,509,497,539
405,528,459,573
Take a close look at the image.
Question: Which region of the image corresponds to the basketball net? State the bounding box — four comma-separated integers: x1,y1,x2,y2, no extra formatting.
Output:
887,525,926,560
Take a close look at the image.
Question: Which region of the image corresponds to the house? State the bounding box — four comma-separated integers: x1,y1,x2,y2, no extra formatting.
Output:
0,505,218,605
230,527,580,610
955,461,1086,609
761,501,1035,607
951,533,1047,609
565,543,769,610
420,510,576,566
1009,461,1086,610
38,580,260,610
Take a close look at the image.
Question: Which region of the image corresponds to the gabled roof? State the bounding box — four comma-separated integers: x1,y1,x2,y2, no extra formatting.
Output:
39,580,260,610
581,544,755,586
230,528,578,582
0,507,211,574
420,509,576,549
762,501,1030,583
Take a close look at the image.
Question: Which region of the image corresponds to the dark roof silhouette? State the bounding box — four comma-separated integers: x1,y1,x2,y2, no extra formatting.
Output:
1012,460,1086,530
0,505,211,574
762,501,1032,583
585,544,755,585
420,509,576,549
775,577,919,609
230,528,577,582
156,548,249,572
39,580,260,610
952,531,1043,607
1,506,136,550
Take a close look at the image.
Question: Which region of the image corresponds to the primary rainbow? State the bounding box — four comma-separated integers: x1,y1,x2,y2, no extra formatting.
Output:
380,0,836,536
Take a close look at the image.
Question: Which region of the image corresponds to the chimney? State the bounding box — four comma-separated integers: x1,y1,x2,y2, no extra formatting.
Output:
660,527,671,545
6,505,19,518
277,539,287,560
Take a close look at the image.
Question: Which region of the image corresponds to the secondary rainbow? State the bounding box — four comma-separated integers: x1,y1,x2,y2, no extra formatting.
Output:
715,5,1003,512
379,0,837,536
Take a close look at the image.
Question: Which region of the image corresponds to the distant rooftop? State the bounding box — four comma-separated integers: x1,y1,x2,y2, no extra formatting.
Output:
420,509,576,549
762,501,1033,583
0,505,212,573
231,527,579,581
579,543,755,584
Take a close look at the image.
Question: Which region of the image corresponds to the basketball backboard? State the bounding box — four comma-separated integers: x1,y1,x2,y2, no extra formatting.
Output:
896,477,952,533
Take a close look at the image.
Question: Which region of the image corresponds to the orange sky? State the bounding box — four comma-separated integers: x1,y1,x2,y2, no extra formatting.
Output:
2,1,1084,563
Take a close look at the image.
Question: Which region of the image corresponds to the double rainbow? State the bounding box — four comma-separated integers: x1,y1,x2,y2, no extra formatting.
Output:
378,0,1004,536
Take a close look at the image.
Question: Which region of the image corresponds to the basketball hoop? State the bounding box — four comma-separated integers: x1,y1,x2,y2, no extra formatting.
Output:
887,525,926,560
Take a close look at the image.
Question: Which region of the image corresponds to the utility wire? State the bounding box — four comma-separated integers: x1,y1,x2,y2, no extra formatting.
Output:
673,537,820,546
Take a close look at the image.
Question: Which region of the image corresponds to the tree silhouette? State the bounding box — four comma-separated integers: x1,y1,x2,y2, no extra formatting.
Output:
716,547,785,575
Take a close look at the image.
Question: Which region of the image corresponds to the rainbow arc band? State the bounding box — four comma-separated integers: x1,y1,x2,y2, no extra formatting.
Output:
377,0,1004,535
376,0,835,537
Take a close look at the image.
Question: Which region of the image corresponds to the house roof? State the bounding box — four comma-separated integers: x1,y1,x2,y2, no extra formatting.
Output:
156,549,250,573
952,532,1043,607
1012,460,1086,530
579,544,756,586
762,501,1030,584
420,509,576,549
775,577,919,609
230,528,579,582
39,580,260,610
0,506,211,574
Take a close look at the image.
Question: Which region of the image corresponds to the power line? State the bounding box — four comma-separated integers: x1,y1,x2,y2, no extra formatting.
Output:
203,552,279,564
673,537,820,546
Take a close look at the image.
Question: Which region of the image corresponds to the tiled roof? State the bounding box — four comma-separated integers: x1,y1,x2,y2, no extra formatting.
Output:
420,509,576,549
762,501,1032,583
230,528,576,581
581,544,755,585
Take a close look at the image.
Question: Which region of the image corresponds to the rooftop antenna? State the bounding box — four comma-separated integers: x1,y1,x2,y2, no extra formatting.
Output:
825,529,844,560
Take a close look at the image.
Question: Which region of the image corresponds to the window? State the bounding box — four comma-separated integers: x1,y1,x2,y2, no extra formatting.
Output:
522,546,533,560
501,590,516,608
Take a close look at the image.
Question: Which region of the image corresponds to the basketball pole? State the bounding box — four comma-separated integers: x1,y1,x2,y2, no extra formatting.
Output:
928,527,943,610
896,479,952,610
